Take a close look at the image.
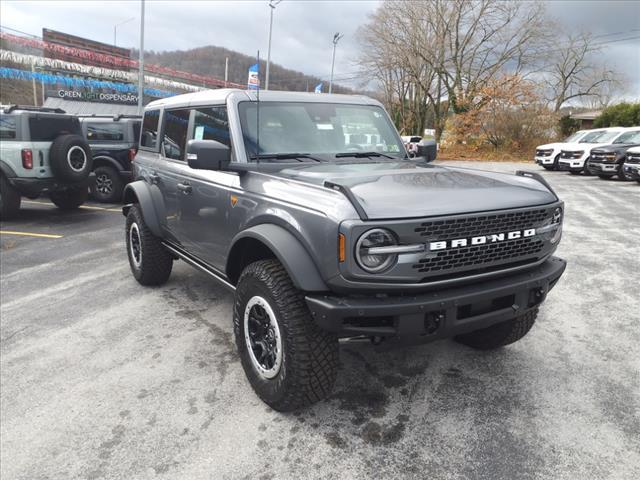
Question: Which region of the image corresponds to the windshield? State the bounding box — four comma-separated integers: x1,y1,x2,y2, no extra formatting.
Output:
613,130,640,144
564,131,584,142
592,131,622,143
579,131,605,143
238,102,405,160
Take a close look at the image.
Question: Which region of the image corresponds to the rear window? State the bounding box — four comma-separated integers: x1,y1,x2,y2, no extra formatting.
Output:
28,116,82,141
0,115,16,139
86,123,125,141
140,110,160,149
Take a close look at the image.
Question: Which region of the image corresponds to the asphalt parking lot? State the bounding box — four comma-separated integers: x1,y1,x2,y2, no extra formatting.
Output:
1,162,639,480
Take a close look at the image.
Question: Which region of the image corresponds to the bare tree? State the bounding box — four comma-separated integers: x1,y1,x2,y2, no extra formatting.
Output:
546,32,621,111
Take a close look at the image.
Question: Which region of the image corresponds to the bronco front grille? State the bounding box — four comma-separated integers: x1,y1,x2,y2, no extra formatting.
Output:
411,208,550,276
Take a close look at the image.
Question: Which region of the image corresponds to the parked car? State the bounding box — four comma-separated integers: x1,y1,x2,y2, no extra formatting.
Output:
78,114,141,203
0,105,93,218
558,127,626,175
587,128,640,180
401,135,422,156
534,129,590,170
622,146,640,183
122,89,566,411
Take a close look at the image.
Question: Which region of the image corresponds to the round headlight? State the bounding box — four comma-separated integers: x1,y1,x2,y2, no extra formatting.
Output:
355,228,398,273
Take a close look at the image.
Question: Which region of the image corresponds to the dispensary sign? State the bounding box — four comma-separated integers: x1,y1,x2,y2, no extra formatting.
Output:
46,89,138,105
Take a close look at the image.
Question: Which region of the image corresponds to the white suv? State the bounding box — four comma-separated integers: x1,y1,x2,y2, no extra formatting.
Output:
623,146,640,183
558,128,626,175
534,130,591,170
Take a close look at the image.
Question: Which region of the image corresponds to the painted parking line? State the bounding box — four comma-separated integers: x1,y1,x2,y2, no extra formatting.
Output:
0,230,63,239
22,200,122,213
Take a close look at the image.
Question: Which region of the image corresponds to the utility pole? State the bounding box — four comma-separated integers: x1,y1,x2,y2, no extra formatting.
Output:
224,57,229,87
265,0,282,90
114,17,134,47
329,32,343,94
137,0,145,114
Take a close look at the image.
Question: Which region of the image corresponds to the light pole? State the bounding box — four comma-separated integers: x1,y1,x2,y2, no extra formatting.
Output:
137,0,145,114
113,17,135,47
265,0,282,91
328,32,343,94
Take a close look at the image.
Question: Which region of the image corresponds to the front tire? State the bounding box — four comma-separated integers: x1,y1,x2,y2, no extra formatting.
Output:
454,308,538,350
49,187,88,210
618,166,631,181
0,175,21,218
125,204,173,285
233,259,339,411
91,166,124,203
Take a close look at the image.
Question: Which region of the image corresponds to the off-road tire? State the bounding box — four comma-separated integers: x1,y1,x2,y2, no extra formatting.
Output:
0,174,21,218
569,170,581,175
582,159,592,176
454,308,538,350
542,165,554,171
50,134,93,183
233,259,339,411
598,174,615,180
49,187,88,210
91,165,124,203
125,204,173,286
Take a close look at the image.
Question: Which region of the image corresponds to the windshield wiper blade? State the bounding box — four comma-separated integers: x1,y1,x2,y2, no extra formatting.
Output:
334,151,396,159
249,153,323,162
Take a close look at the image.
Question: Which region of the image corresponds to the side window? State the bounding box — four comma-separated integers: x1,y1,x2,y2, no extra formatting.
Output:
86,123,125,141
140,110,160,149
162,109,190,160
0,115,17,140
191,107,231,147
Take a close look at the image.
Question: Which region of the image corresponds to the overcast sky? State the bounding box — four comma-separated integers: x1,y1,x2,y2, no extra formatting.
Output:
1,0,639,95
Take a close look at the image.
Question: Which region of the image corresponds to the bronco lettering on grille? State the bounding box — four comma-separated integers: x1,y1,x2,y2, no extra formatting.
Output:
429,229,536,251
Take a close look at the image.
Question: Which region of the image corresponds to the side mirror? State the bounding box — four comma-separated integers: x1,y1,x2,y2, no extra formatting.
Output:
186,139,231,171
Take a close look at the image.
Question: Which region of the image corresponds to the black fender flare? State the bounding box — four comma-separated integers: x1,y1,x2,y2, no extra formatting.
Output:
0,160,17,179
122,180,165,236
228,224,328,292
92,155,124,173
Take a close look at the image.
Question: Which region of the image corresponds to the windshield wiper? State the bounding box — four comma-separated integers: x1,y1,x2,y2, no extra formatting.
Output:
249,153,323,162
334,151,396,159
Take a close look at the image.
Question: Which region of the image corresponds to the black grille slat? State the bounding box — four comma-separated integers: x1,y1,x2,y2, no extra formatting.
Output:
411,208,552,276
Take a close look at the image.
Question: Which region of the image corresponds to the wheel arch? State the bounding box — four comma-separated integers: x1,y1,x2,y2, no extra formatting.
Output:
92,155,123,172
226,224,328,292
122,180,164,237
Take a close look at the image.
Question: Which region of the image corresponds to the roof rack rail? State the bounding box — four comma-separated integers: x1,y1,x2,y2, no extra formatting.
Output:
76,113,141,121
1,105,66,114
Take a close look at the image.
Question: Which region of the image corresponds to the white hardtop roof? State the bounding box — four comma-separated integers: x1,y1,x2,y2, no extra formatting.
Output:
145,88,382,110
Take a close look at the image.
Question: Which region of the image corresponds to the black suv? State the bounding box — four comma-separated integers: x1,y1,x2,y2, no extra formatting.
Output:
0,105,93,218
79,115,141,203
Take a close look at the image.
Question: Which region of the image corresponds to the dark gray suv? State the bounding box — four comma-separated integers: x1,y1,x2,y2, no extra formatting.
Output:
123,90,566,411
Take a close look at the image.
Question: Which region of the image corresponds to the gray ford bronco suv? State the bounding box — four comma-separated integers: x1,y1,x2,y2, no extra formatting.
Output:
0,105,93,218
123,90,566,411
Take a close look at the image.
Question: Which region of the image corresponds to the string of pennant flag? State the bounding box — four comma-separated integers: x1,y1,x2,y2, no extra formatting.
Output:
0,66,176,98
0,31,243,89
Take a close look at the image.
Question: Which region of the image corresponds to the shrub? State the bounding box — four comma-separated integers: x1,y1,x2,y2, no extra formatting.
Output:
593,103,640,128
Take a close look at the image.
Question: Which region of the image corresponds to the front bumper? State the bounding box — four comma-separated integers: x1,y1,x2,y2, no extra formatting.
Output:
8,173,96,197
588,161,619,175
306,257,566,340
558,160,585,172
535,156,555,165
623,163,640,180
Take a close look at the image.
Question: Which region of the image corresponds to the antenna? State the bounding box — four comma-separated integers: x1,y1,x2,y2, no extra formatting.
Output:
256,50,260,170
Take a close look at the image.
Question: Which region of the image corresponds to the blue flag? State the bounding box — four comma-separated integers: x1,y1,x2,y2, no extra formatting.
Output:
247,63,260,90
314,83,323,94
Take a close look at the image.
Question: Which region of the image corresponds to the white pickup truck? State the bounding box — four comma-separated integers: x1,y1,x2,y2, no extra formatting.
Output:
534,130,592,170
557,128,626,175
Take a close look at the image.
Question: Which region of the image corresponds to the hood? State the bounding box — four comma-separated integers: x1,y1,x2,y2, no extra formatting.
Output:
626,146,640,154
562,142,611,152
276,161,557,220
591,143,640,154
536,142,564,150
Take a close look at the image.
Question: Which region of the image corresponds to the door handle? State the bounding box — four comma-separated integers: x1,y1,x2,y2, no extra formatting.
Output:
177,182,193,195
149,173,160,184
